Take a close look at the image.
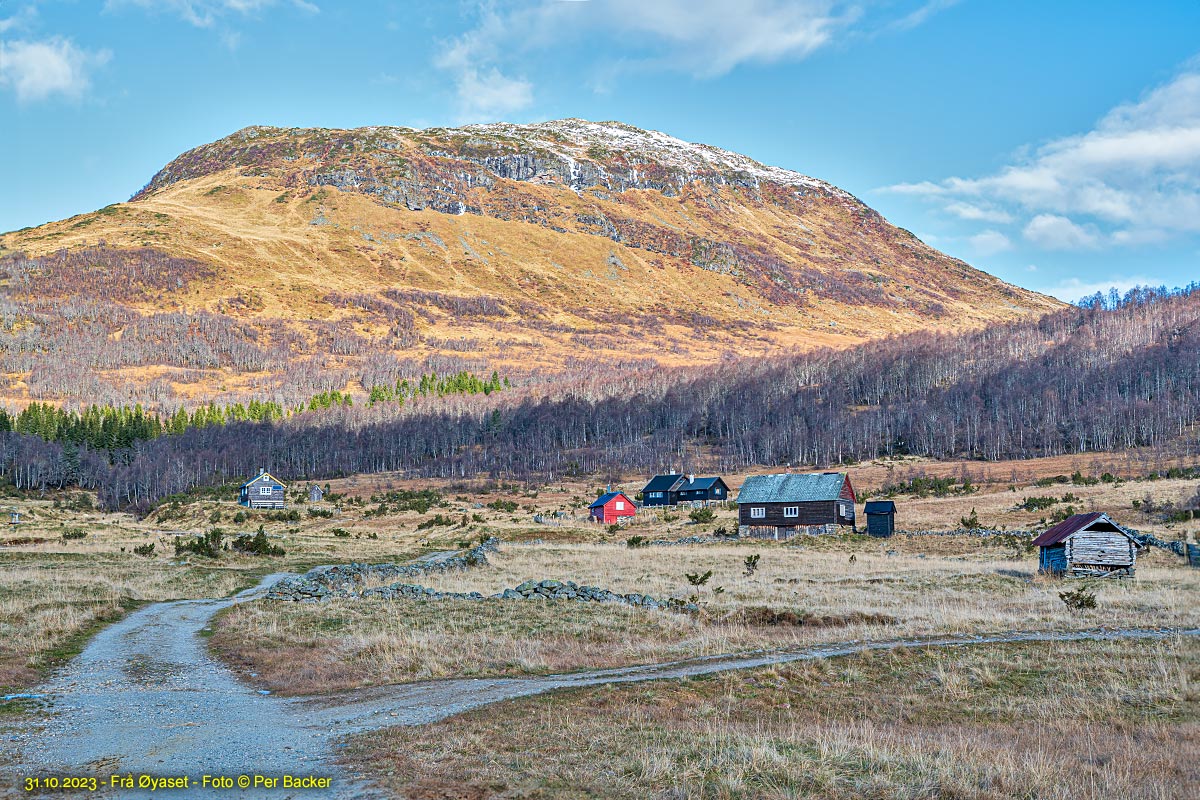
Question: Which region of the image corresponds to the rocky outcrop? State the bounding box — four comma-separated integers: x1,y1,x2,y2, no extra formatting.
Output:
264,537,499,602
360,578,697,612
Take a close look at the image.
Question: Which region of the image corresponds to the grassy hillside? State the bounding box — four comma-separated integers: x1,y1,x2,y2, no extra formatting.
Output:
0,120,1059,407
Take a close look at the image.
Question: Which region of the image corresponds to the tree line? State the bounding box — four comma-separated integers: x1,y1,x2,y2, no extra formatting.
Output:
0,284,1197,511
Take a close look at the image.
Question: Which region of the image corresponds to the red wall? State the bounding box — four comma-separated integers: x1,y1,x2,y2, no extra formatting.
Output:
592,494,637,524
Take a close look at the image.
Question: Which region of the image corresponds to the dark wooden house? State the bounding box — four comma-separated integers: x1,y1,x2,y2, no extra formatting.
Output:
1033,512,1139,577
589,491,637,524
864,500,896,537
238,470,286,510
640,473,730,507
641,473,684,507
737,472,856,538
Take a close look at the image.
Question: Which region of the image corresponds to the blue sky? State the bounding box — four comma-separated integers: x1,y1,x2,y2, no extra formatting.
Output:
2,1,1198,302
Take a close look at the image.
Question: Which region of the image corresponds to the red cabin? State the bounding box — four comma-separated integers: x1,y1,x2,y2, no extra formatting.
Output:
589,491,637,524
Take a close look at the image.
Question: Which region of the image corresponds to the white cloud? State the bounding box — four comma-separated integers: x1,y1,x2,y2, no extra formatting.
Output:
887,64,1200,249
455,66,534,118
1022,214,1100,251
1035,275,1164,304
435,1,952,121
968,229,1012,255
107,0,318,28
0,37,111,101
945,201,1012,223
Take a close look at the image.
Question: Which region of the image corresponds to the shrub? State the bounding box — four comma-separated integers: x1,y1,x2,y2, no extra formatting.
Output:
416,514,455,530
487,500,518,513
689,507,715,524
132,542,156,557
232,530,285,556
607,523,621,534
61,528,87,541
232,511,247,523
626,535,648,549
330,528,351,538
267,509,300,522
308,507,334,519
1059,585,1097,612
685,570,713,587
959,508,980,529
743,553,760,576
1018,496,1058,512
175,529,224,558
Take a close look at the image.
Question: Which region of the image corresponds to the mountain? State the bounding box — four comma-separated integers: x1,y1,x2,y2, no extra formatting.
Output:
0,119,1060,407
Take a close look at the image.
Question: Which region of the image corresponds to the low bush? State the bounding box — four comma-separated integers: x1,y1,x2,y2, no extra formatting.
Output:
232,530,285,556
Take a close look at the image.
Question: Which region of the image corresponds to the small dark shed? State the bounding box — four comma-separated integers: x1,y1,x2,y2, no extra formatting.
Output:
864,501,896,537
308,484,325,503
1033,512,1139,577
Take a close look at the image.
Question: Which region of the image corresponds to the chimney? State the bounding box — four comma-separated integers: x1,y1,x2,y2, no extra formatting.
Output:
688,474,695,484
669,469,676,475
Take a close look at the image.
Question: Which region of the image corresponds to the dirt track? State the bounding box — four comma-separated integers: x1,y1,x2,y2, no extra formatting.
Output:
4,575,1196,799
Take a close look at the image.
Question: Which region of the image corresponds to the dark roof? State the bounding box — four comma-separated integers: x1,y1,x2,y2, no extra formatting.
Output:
865,501,896,514
1031,512,1134,546
677,476,725,491
642,474,684,493
737,472,848,504
589,491,632,509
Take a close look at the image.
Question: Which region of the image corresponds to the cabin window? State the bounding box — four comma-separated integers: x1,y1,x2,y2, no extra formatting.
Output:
750,507,765,519
650,492,662,498
783,506,799,518
615,501,625,510
714,488,722,495
259,486,272,496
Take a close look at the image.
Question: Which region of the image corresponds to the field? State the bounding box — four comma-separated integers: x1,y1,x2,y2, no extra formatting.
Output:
1,458,1197,795
3,457,1198,694
342,636,1200,799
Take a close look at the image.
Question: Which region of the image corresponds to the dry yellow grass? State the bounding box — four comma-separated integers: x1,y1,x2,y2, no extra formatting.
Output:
0,121,1062,398
211,539,1199,695
342,636,1200,799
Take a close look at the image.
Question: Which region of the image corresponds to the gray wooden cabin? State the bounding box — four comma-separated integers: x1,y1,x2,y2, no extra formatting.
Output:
737,472,856,538
308,484,325,503
1033,512,1139,577
238,470,287,510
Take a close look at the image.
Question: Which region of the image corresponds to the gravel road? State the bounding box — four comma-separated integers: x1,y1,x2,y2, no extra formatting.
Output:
4,575,1196,799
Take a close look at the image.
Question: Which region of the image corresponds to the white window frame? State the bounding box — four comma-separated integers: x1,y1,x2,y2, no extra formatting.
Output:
615,500,625,510
714,488,722,495
259,486,272,496
783,506,799,518
750,507,765,519
650,491,662,498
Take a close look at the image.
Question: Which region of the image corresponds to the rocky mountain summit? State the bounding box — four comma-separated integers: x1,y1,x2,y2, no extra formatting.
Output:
0,119,1061,402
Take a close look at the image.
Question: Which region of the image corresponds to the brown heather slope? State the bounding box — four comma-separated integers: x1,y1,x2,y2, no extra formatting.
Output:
0,119,1060,403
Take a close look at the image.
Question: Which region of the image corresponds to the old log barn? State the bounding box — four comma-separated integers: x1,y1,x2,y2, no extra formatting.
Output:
737,472,856,538
640,472,730,507
864,500,896,537
238,470,287,510
589,491,638,524
1033,512,1140,577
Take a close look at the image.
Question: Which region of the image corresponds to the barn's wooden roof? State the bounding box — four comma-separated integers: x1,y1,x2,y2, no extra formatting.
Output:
1031,512,1134,546
738,472,848,504
865,501,896,514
